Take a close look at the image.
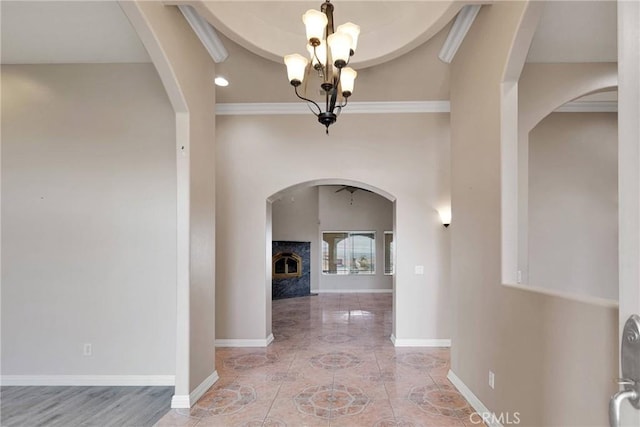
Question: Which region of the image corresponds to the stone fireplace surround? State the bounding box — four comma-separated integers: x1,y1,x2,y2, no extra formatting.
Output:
272,241,311,299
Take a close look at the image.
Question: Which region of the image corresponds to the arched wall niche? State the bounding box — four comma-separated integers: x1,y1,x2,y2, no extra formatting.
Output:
501,52,619,300
515,63,618,302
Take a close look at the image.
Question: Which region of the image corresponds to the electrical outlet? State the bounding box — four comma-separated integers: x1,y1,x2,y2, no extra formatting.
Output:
83,343,92,357
517,270,522,284
414,265,424,275
489,370,495,389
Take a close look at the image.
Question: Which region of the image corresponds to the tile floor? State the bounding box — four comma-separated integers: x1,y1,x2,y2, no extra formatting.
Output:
156,293,481,427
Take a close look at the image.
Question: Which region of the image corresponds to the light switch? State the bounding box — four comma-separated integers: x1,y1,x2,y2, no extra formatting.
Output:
415,265,424,275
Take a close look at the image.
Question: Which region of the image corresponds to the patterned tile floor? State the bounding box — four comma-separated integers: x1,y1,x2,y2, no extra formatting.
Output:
156,293,482,427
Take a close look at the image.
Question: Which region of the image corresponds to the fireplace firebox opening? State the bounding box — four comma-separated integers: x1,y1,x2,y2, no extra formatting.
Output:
273,252,302,279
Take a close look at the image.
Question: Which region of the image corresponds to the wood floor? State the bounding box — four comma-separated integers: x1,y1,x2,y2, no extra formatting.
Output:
0,385,173,427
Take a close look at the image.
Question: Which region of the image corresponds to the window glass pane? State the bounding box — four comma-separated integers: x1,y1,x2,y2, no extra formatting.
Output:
351,232,375,274
323,231,375,275
322,232,349,274
384,232,394,274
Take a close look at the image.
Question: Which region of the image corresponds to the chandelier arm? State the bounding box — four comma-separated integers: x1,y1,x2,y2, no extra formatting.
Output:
312,46,326,81
294,86,322,116
306,103,320,116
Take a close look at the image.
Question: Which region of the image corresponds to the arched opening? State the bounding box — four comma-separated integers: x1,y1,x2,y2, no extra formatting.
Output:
266,179,397,345
526,90,618,302
500,55,618,296
515,76,618,303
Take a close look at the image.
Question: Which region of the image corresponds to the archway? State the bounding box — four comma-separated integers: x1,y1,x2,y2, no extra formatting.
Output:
266,179,397,343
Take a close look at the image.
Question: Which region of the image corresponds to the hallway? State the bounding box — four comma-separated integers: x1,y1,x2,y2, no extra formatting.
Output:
157,293,478,426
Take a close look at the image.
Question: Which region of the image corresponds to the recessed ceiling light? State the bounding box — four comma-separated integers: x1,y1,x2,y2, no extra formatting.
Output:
214,76,229,87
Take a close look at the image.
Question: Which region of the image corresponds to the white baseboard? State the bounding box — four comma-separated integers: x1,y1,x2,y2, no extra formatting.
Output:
171,370,219,409
215,333,274,347
0,375,175,386
311,289,393,294
170,394,190,409
391,337,451,347
447,369,503,427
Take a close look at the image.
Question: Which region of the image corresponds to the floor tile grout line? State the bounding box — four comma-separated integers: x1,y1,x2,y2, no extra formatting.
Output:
261,380,283,425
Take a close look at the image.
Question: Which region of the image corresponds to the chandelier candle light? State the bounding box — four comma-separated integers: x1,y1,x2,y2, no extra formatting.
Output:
284,1,360,134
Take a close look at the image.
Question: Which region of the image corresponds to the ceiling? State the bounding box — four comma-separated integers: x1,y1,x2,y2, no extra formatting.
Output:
1,1,618,102
0,1,150,64
192,1,465,68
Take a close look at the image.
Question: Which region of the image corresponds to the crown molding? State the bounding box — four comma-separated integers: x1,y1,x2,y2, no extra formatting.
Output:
216,100,616,116
216,101,451,115
555,100,618,113
439,5,482,64
178,5,228,63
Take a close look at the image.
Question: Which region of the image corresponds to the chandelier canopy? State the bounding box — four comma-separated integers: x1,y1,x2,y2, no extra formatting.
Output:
284,1,360,134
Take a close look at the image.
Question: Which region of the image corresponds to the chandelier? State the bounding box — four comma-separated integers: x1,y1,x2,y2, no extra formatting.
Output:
284,1,360,134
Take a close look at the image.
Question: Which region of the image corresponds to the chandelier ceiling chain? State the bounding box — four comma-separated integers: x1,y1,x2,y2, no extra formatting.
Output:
284,1,360,134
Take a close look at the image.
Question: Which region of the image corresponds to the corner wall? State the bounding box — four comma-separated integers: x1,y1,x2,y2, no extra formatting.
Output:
121,1,217,404
449,3,617,425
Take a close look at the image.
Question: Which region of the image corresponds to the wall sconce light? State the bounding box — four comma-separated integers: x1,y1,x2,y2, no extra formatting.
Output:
439,208,451,228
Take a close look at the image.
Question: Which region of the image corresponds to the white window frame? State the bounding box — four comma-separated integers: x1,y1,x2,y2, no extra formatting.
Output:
384,231,394,275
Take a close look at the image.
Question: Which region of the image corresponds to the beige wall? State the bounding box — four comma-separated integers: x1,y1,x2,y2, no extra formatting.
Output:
450,2,617,425
519,63,617,134
1,63,176,377
215,114,451,343
529,112,618,301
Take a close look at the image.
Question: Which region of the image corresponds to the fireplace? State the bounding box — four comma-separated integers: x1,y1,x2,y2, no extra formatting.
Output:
272,241,311,299
273,252,302,279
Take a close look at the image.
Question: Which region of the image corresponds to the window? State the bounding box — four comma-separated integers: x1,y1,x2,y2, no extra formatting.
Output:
384,231,394,275
322,231,375,275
